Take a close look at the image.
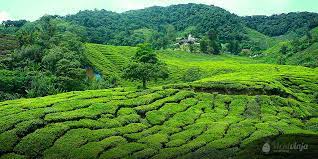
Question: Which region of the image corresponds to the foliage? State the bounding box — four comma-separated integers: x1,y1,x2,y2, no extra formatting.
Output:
207,29,222,54
227,40,241,55
199,37,208,53
279,45,289,55
65,3,246,46
25,73,60,98
87,75,119,90
259,27,318,68
0,16,88,101
244,12,318,37
181,67,202,82
123,43,169,88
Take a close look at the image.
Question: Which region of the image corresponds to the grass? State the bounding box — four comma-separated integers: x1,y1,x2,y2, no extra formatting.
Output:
0,44,317,158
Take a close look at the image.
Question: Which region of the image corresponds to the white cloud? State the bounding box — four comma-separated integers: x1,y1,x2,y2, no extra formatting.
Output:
0,11,11,22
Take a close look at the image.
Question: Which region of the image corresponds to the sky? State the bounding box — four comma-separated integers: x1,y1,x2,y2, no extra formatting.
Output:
0,0,318,22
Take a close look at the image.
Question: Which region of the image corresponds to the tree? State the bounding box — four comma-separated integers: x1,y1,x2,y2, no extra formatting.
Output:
123,43,169,88
228,40,241,55
189,43,195,53
279,45,288,55
0,16,88,100
64,3,246,46
3,20,27,28
55,58,86,91
164,24,177,44
124,62,168,88
207,30,221,54
26,73,59,98
133,43,157,63
150,32,168,49
200,37,208,53
306,31,313,46
244,12,318,37
278,55,286,65
291,39,301,52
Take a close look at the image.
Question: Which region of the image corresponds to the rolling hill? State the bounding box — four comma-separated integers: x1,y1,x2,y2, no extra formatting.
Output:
1,43,317,158
0,82,317,159
64,3,318,51
1,3,318,159
84,43,318,93
65,3,245,45
68,3,318,69
258,26,318,67
243,12,318,37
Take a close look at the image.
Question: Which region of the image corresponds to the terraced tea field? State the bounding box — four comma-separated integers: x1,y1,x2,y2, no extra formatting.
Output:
0,84,317,158
84,43,318,87
84,43,138,76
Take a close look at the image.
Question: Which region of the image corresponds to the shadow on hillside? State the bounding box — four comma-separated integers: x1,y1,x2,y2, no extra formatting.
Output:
186,134,318,159
165,82,297,99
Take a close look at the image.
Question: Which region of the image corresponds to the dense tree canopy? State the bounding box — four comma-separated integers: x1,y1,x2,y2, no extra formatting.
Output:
64,4,318,52
0,16,88,101
244,12,318,37
65,3,246,47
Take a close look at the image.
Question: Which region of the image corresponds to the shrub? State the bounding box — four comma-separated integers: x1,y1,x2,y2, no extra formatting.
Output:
14,123,70,158
99,142,146,159
137,133,169,149
26,74,61,98
124,126,161,140
131,148,157,159
68,136,127,159
181,67,202,82
44,102,117,122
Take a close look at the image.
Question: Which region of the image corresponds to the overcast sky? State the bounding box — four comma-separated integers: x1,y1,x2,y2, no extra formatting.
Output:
1,0,318,22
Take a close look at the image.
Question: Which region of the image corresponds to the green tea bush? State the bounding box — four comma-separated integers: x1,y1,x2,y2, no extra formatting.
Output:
181,67,202,82
131,148,157,159
68,136,127,159
14,123,70,157
99,142,146,159
137,133,169,149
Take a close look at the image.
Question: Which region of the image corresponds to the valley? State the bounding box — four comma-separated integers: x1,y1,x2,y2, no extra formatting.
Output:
0,2,317,159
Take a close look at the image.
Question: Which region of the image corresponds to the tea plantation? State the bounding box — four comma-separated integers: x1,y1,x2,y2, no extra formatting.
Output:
0,44,318,158
0,85,317,159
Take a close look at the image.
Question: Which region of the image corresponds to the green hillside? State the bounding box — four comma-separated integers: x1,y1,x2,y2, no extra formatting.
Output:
84,43,317,90
84,43,138,76
1,43,317,158
244,27,279,50
0,84,317,159
286,42,318,67
258,26,318,67
1,3,318,158
84,43,263,83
